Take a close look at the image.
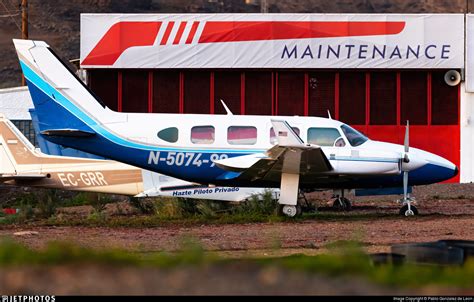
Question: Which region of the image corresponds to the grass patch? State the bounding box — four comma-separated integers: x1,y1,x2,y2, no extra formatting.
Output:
1,239,474,289
1,190,123,225
40,210,289,227
36,203,398,228
0,238,211,268
2,189,403,227
60,192,97,207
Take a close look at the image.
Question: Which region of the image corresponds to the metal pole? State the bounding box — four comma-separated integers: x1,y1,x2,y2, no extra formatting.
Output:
21,0,28,39
261,0,268,13
21,0,28,86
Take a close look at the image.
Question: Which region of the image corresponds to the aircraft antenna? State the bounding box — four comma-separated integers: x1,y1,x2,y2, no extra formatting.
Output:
220,99,234,115
327,110,332,119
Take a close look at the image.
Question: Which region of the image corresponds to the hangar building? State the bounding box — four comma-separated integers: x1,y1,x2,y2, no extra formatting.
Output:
64,14,474,183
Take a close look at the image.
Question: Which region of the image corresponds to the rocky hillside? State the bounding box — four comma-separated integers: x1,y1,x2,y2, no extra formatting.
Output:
0,0,468,88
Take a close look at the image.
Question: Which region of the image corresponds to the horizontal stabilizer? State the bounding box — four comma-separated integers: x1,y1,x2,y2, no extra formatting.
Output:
1,174,47,182
41,129,96,137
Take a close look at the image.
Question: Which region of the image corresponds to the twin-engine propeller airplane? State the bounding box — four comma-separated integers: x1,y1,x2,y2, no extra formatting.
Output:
14,39,458,217
1,114,268,200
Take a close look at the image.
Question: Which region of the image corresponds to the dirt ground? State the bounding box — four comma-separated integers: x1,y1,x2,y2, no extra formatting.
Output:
1,183,474,257
1,183,474,295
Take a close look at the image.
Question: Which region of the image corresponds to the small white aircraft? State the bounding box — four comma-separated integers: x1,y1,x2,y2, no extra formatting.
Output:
14,39,458,217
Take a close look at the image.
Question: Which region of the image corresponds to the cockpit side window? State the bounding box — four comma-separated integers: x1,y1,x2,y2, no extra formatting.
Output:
157,127,179,143
307,128,343,146
340,124,368,147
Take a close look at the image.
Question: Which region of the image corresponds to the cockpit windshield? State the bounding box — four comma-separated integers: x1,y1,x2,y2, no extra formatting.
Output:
340,124,368,147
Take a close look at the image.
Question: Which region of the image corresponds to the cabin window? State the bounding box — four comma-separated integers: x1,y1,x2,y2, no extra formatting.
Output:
307,127,343,146
227,126,257,145
191,126,215,144
269,127,300,145
157,127,179,143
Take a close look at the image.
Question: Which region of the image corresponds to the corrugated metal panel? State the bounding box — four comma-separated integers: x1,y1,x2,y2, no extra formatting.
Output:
432,70,459,125
339,72,366,125
400,71,427,125
370,72,397,125
214,71,241,114
184,71,210,114
277,72,305,116
153,70,180,113
122,70,149,113
0,86,33,120
245,72,272,115
308,72,335,118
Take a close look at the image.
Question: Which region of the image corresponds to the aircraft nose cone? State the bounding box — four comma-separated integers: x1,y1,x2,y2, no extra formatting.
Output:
429,159,458,182
407,148,458,185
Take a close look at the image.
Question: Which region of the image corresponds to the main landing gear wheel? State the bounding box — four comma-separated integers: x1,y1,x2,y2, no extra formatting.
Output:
279,205,302,218
399,204,418,216
332,197,352,211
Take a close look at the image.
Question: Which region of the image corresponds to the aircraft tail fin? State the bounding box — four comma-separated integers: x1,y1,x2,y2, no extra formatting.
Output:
13,39,116,136
0,114,39,174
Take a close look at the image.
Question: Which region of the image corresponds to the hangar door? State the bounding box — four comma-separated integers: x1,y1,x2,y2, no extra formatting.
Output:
88,69,460,182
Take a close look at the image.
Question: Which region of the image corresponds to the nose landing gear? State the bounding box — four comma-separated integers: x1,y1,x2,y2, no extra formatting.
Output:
399,196,418,216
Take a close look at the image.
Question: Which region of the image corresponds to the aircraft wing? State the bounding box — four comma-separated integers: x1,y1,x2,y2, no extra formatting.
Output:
214,120,333,181
0,174,47,182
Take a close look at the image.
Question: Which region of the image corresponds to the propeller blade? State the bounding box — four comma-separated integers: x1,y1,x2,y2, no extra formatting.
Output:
403,171,408,201
404,121,409,153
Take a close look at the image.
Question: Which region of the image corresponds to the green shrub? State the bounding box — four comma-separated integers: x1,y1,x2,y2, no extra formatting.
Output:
154,197,188,218
195,200,230,218
17,201,34,222
89,193,112,214
233,189,278,216
176,198,200,215
129,197,155,214
36,189,58,218
14,192,39,206
86,211,107,224
60,192,91,207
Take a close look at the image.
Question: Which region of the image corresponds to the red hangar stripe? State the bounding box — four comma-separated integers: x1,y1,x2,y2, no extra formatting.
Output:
81,21,405,66
82,21,162,66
